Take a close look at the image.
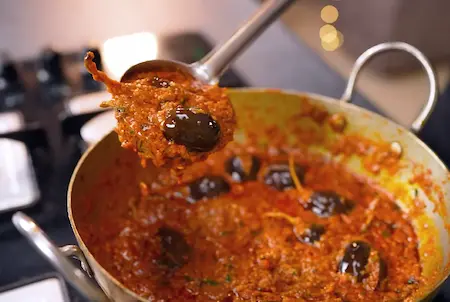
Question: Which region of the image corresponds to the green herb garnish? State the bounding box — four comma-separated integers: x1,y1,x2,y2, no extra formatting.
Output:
201,278,219,286
225,274,232,283
250,229,262,237
382,230,391,238
183,275,194,282
220,230,234,236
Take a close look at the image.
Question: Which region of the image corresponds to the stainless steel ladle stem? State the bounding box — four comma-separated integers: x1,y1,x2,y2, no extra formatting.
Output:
191,0,295,84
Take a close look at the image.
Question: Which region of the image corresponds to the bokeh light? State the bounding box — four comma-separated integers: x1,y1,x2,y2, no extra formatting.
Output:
321,5,339,24
319,4,343,52
319,24,338,43
321,30,344,52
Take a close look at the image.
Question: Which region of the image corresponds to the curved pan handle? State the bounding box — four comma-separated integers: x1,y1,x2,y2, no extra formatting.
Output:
12,212,109,301
341,42,438,133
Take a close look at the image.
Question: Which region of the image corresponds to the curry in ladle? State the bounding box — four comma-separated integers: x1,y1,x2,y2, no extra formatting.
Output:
84,52,236,169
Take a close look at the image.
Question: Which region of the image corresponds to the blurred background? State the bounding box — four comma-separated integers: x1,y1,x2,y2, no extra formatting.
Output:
0,0,449,301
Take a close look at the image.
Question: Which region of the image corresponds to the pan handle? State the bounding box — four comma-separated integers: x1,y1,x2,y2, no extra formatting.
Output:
340,42,438,133
60,245,95,278
12,212,109,302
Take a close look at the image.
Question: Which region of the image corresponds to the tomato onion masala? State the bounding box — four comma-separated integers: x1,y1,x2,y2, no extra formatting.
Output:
79,143,422,301
84,52,236,168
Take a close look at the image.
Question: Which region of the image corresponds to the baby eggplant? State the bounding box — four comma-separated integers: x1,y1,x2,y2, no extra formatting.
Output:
306,191,353,217
263,163,305,191
164,108,220,152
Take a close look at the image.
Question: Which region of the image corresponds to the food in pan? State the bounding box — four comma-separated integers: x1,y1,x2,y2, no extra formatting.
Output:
84,52,236,168
80,139,422,301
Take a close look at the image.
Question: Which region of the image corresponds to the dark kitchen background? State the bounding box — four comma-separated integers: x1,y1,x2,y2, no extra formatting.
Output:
0,0,449,301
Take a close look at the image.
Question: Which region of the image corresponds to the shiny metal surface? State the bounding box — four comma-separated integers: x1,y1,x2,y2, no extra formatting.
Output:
341,42,438,133
120,0,295,84
11,212,109,301
60,245,94,278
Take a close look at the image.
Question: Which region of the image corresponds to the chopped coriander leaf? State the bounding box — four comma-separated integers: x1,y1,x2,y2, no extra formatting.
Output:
382,229,391,238
184,275,194,282
201,278,219,286
225,274,232,283
220,230,234,236
251,229,262,237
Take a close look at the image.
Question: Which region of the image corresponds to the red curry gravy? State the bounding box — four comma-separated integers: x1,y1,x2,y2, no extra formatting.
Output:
84,52,236,168
80,141,422,301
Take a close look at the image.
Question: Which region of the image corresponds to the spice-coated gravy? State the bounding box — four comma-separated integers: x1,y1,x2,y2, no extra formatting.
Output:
78,142,421,301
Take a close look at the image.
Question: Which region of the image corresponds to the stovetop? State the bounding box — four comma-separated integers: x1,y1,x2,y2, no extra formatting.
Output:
0,32,449,301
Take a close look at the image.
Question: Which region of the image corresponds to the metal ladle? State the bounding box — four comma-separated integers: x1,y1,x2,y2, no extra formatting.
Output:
120,0,296,84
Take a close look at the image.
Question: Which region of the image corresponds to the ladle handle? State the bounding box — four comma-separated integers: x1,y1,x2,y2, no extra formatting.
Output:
193,0,295,83
12,212,109,302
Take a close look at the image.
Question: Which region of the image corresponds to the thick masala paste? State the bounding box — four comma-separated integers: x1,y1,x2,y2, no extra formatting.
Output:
80,143,422,301
84,52,236,168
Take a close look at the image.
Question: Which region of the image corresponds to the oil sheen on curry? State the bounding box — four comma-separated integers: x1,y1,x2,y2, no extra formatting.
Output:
79,141,422,301
84,52,236,168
